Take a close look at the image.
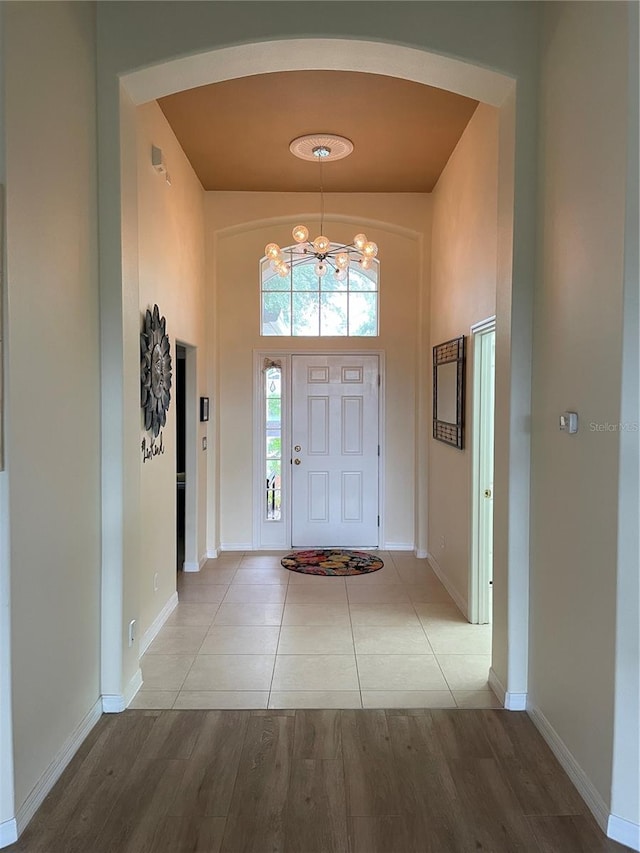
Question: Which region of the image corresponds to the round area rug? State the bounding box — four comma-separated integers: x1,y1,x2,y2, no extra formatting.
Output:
281,549,383,576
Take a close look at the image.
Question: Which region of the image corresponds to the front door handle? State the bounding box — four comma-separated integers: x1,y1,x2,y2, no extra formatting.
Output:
484,489,492,498
294,458,301,465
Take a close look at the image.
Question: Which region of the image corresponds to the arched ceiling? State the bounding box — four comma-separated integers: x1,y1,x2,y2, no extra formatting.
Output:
158,70,478,193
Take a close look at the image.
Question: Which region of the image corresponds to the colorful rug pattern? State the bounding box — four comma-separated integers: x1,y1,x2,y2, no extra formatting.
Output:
281,549,384,576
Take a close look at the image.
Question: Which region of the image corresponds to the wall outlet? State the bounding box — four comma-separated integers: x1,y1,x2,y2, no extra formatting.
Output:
440,535,446,550
153,572,159,592
128,619,136,647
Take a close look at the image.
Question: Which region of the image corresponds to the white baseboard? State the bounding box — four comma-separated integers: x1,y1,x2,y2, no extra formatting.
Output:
102,668,143,713
183,554,208,572
139,592,179,656
528,703,610,834
124,668,143,708
219,542,252,551
607,814,640,851
207,548,219,559
488,668,505,704
14,698,102,837
488,667,527,710
426,552,468,617
384,542,415,551
0,819,18,847
415,549,428,559
101,693,125,713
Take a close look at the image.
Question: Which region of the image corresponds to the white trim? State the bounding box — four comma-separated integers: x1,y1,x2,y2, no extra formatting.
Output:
528,703,610,834
469,322,496,625
101,694,125,713
427,552,468,618
0,820,18,847
220,542,253,552
384,543,416,551
488,668,505,703
122,39,514,108
138,592,179,655
470,315,497,335
607,815,640,851
124,669,143,708
102,668,143,713
14,698,102,837
505,694,528,711
183,553,208,572
489,667,526,710
415,549,428,559
207,548,219,559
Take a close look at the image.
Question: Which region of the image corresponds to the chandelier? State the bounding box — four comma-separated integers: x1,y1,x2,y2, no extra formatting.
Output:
264,134,378,282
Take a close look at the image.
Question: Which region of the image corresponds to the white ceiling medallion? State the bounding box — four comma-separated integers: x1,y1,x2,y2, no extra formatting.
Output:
289,134,354,162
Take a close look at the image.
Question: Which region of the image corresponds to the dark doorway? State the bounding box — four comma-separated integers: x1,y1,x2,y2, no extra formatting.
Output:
176,345,186,572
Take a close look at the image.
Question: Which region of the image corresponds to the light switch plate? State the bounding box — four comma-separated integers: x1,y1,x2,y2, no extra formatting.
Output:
559,412,579,434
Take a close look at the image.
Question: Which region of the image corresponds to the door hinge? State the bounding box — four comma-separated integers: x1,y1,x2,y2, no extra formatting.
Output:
377,515,380,527
377,444,380,457
377,374,381,387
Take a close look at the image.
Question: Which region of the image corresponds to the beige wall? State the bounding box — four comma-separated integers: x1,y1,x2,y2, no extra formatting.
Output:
207,192,431,550
530,0,628,812
4,1,101,812
428,104,499,610
136,101,207,638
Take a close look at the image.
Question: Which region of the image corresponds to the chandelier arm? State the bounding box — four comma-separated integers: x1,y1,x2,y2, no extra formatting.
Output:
326,243,357,254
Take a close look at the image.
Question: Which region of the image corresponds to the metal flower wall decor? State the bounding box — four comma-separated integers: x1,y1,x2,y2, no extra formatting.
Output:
140,304,172,437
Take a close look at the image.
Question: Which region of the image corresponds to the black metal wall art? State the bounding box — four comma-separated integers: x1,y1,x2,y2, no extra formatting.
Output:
140,304,172,437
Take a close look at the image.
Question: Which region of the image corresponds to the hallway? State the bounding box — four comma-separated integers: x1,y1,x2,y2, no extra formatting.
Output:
135,552,496,711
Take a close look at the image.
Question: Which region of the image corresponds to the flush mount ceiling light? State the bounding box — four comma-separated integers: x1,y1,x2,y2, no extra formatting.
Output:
264,134,378,281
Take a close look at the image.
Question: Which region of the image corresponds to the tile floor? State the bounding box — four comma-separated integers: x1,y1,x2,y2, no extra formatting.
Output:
133,551,499,711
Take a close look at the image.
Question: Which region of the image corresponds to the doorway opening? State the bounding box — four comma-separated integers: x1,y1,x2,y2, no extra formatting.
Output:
176,344,186,572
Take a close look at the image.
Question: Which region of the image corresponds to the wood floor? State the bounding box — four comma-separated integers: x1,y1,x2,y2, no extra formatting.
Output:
8,709,628,853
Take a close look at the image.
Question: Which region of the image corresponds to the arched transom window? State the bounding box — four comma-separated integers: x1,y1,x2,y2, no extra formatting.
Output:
260,244,379,336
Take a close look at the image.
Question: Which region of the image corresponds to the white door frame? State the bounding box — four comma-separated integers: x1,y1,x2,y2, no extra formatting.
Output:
253,349,385,550
469,317,496,624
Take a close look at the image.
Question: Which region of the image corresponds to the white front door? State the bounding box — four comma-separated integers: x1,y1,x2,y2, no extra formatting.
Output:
291,354,379,547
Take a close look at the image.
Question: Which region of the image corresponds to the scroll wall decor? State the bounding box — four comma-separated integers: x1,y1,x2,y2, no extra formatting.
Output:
140,304,172,461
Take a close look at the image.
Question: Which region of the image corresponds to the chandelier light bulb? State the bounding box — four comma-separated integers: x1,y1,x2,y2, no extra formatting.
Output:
353,233,367,251
313,235,330,254
277,263,290,277
335,252,350,270
265,242,281,260
334,268,348,282
314,260,328,277
363,241,378,258
292,225,309,244
360,256,373,271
